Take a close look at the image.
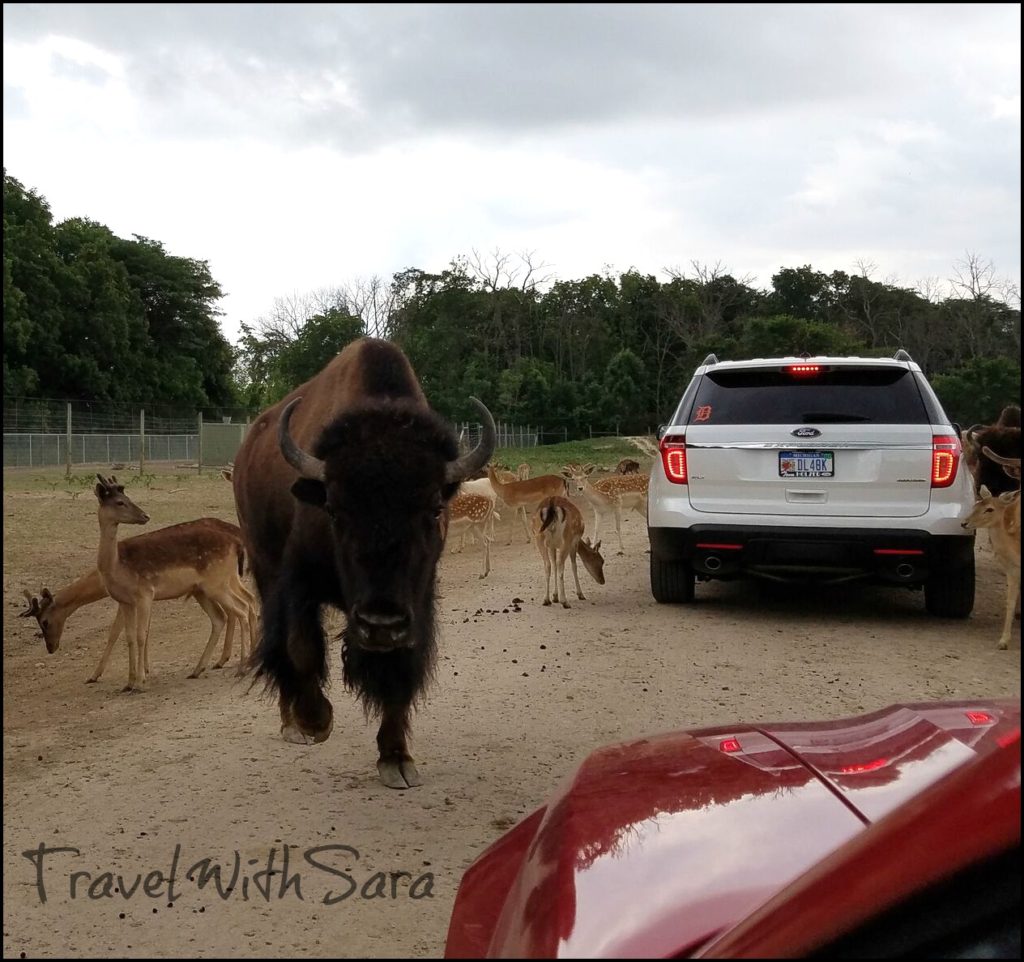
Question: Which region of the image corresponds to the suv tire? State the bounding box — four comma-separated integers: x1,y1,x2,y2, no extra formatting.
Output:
651,556,696,604
924,554,975,619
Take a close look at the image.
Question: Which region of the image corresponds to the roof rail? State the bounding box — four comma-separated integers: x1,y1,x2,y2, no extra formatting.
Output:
893,349,913,362
702,353,719,366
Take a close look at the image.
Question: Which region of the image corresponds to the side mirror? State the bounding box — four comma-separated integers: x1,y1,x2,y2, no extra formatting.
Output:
656,424,667,440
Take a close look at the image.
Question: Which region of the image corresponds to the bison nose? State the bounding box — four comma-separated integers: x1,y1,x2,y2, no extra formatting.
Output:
351,605,411,649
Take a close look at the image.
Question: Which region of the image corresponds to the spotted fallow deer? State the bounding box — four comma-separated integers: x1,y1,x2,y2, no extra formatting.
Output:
562,463,649,554
531,496,606,608
487,465,569,543
446,492,498,578
962,480,1020,650
20,519,258,682
91,475,254,691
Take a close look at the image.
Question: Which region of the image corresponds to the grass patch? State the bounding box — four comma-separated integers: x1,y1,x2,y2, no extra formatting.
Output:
492,437,654,476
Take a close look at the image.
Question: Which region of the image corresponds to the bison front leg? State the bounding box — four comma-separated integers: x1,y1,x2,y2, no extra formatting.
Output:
257,581,334,745
376,703,422,789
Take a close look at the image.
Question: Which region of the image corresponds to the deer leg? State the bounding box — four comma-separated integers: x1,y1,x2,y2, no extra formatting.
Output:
215,607,236,668
134,594,154,686
520,506,533,543
591,508,602,546
480,524,490,579
141,604,154,679
120,602,141,693
997,572,1020,650
87,607,125,683
614,504,625,555
570,549,586,601
558,547,571,608
376,702,422,789
224,586,253,676
190,595,226,677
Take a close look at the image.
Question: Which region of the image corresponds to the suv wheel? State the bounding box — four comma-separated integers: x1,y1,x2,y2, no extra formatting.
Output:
651,556,696,604
924,554,975,619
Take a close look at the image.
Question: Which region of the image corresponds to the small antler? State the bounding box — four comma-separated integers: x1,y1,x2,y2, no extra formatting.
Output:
20,590,40,618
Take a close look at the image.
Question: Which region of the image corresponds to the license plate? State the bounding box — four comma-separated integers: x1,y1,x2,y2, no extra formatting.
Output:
779,450,834,478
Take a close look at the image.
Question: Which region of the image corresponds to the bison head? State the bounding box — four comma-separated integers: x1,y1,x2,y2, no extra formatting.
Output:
279,396,495,652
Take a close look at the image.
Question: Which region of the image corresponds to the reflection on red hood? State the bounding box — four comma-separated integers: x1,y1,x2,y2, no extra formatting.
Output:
445,700,1020,959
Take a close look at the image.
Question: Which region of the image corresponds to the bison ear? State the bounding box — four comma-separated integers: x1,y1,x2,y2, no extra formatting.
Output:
291,478,327,508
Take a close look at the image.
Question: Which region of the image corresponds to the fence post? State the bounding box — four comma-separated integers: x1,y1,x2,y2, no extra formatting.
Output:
197,413,203,474
139,408,146,476
564,427,568,443
66,402,72,477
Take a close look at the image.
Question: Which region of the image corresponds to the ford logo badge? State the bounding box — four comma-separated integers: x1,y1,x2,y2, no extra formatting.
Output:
792,427,822,438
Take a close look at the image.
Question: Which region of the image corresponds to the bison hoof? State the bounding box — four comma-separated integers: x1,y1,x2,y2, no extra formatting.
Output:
378,758,422,789
281,721,332,745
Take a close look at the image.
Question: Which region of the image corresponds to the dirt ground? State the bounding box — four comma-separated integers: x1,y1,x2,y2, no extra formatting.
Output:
3,469,1020,959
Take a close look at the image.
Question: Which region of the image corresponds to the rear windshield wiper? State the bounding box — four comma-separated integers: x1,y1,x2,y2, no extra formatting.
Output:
801,412,872,423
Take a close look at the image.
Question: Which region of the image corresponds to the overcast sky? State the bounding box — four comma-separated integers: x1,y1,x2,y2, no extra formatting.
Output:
4,3,1020,344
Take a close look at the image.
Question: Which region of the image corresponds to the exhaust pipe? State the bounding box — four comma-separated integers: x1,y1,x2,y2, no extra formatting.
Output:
896,563,915,579
705,556,723,572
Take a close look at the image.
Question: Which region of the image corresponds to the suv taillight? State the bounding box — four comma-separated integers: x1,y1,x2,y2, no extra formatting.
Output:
931,434,960,488
660,433,688,484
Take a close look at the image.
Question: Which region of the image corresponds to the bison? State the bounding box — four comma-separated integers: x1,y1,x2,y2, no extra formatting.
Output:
963,404,1021,497
232,338,495,788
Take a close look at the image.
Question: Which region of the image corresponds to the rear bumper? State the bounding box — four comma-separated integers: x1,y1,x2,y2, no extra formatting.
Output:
648,525,975,585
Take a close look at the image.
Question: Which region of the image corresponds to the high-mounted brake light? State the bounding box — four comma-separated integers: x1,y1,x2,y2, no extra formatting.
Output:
660,433,688,484
720,737,742,753
785,364,822,376
931,434,960,488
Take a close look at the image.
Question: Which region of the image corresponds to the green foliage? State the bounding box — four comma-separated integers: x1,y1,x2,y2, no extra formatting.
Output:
495,438,651,477
3,170,237,409
930,357,1022,427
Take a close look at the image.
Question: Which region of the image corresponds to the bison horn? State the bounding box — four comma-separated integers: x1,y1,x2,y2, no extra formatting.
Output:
981,446,1022,468
445,397,497,485
278,397,326,482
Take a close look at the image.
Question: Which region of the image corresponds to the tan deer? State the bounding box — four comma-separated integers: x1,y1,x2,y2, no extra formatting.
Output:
91,475,254,691
562,463,650,554
447,492,499,578
487,465,568,543
21,522,258,682
962,482,1020,650
531,496,606,608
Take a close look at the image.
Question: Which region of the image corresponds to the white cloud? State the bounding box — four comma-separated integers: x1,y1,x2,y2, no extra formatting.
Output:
2,4,1019,344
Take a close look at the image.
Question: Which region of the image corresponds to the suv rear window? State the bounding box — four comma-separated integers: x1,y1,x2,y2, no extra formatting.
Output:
686,367,930,425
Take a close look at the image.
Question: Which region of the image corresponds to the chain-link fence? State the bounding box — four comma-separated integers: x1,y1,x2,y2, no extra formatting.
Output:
3,397,253,471
5,397,655,470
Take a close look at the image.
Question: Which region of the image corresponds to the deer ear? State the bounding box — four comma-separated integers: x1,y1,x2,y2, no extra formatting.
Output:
584,464,595,475
594,540,602,552
41,588,53,601
979,485,992,499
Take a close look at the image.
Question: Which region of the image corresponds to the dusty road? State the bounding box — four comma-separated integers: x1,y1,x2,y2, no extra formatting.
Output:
3,471,1020,958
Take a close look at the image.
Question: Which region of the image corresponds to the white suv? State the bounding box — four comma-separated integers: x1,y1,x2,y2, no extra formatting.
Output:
648,352,976,617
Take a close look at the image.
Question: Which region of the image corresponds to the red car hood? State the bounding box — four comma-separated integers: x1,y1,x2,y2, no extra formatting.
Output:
445,699,1020,959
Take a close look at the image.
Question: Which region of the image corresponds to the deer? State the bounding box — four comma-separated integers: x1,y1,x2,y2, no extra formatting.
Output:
531,496,606,608
20,523,259,683
457,477,500,544
90,475,254,691
561,462,650,554
962,481,1021,650
486,465,569,543
446,492,498,578
616,458,641,474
